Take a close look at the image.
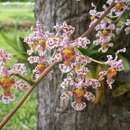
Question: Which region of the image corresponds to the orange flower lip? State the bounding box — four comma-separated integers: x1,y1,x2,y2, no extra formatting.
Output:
0,76,15,88
0,77,15,97
107,67,117,80
62,47,75,65
73,88,85,103
37,64,46,72
39,39,46,49
73,88,85,98
115,3,125,11
29,39,46,50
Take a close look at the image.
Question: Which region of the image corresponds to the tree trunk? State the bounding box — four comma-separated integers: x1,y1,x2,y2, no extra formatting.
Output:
35,0,130,130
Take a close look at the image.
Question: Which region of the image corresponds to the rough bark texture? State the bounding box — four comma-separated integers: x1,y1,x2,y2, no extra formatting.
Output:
35,0,130,130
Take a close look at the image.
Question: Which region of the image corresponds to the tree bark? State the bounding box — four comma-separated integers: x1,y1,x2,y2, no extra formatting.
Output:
35,0,130,130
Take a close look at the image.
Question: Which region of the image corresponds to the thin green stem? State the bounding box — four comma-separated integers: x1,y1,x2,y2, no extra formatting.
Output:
11,74,34,85
88,56,106,65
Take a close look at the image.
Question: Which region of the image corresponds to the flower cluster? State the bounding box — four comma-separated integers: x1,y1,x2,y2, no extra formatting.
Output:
23,18,126,111
89,0,129,53
98,48,126,89
0,1,128,111
24,21,47,79
0,49,27,104
60,67,100,111
94,19,115,52
24,22,102,111
45,22,90,73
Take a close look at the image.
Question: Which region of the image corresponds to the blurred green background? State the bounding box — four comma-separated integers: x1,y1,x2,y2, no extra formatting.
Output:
0,1,37,130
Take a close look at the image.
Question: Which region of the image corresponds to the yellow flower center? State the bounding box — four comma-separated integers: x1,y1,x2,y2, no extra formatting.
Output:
73,88,85,98
62,48,75,65
39,39,46,50
37,64,46,72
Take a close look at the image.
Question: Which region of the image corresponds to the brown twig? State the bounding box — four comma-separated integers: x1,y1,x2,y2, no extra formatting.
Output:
81,1,115,38
0,61,58,129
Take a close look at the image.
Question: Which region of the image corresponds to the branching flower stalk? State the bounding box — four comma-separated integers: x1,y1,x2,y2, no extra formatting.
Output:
0,0,130,129
0,57,105,129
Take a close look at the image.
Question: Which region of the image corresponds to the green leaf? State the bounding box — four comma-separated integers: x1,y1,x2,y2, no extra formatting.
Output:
78,48,103,60
0,32,19,52
0,31,28,63
112,84,130,97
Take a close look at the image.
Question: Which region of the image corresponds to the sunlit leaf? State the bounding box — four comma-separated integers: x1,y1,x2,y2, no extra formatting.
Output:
86,70,94,79
94,65,105,104
94,84,105,104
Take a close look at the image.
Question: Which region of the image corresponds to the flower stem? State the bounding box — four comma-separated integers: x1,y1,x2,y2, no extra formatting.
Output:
88,56,106,65
80,1,115,38
0,61,58,129
11,74,34,85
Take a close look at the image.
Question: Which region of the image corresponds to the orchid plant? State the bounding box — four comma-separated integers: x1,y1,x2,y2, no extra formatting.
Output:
0,0,130,128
